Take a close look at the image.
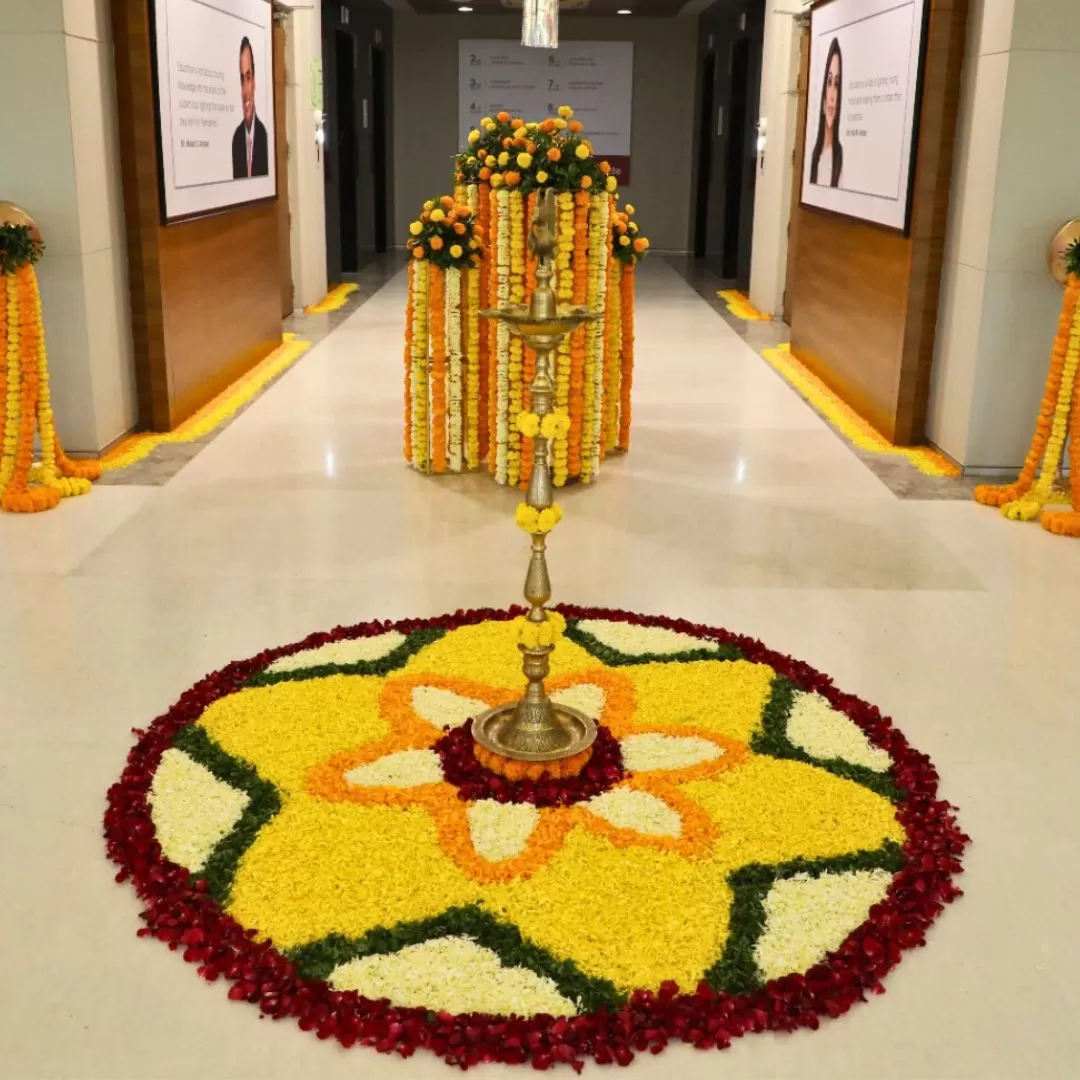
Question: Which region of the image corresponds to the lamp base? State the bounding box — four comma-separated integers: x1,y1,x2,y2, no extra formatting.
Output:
471,702,597,763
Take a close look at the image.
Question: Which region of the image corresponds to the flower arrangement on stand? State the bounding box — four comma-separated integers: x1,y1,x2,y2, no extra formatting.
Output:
974,243,1080,536
453,106,642,486
403,198,484,475
0,223,100,513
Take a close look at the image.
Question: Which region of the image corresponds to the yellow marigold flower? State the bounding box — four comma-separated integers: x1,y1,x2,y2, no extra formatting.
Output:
575,144,590,161
429,208,445,223
629,222,639,233
606,176,618,193
514,126,528,139
517,152,533,169
450,244,463,259
423,200,435,212
558,105,574,119
498,151,510,167
409,221,423,236
535,170,549,185
490,173,504,188
468,129,481,145
625,203,636,215
517,411,541,438
553,118,568,131
526,121,539,131
620,235,631,247
469,239,479,250
540,411,570,440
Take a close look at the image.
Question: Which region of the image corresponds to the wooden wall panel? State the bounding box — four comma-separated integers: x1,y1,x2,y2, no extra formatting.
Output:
788,0,968,445
111,0,283,432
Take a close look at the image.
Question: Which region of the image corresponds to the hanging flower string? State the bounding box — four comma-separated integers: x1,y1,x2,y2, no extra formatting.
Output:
975,250,1080,537
0,224,100,513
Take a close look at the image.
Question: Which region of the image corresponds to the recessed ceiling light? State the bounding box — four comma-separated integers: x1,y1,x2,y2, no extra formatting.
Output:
458,5,473,10
617,8,632,13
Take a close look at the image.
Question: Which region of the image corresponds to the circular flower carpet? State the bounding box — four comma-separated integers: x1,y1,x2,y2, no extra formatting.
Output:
106,608,968,1071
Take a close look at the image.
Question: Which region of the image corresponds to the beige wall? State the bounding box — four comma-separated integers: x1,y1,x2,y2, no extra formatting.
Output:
929,0,1080,469
391,12,698,253
0,0,136,453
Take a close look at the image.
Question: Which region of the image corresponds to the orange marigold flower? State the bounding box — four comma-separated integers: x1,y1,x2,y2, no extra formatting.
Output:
440,195,455,210
503,171,521,187
497,110,511,123
479,167,491,181
547,147,562,162
412,246,425,259
580,175,593,189
569,120,584,133
454,222,467,235
600,160,612,175
431,236,444,251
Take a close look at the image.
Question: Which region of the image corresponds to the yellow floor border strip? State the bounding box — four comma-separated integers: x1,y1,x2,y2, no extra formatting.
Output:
761,344,961,478
718,289,772,322
305,282,359,315
101,334,312,472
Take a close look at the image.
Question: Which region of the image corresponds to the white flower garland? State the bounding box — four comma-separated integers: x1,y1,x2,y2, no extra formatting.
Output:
410,260,429,472
446,267,463,474
466,267,481,471
553,192,575,487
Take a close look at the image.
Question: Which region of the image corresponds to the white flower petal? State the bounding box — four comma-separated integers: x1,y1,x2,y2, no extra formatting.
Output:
344,749,443,788
267,631,407,673
149,749,250,872
787,693,892,773
550,682,605,720
467,800,539,862
328,936,578,1017
754,869,893,981
620,733,723,773
577,619,716,657
586,787,681,838
411,685,489,729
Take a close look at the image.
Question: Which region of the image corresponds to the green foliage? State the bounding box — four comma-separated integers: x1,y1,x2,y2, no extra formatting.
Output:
0,224,44,276
1064,238,1080,280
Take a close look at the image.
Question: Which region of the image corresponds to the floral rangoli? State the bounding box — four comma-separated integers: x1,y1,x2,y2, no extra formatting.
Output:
106,607,967,1071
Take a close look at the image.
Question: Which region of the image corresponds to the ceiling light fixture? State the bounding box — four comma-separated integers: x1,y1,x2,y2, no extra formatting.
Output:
617,8,632,13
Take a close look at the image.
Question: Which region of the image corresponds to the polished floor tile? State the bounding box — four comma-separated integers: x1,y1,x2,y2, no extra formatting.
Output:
1,258,1078,1079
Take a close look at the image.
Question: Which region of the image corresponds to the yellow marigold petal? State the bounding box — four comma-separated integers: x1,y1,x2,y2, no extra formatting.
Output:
228,797,479,949
405,621,601,687
683,757,905,870
411,685,489,730
585,788,681,838
619,733,724,773
467,800,539,862
624,659,775,742
754,869,893,981
491,829,734,991
149,749,249,872
344,749,444,788
787,692,892,773
328,937,577,1017
266,631,407,674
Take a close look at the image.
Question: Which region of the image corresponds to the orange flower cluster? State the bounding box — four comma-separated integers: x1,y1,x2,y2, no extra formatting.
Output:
619,264,636,452
429,268,448,474
1,264,99,513
567,194,590,477
473,743,593,782
976,277,1080,535
519,192,539,489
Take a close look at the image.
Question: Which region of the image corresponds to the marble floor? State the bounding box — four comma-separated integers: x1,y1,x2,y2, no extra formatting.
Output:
1,258,1078,1079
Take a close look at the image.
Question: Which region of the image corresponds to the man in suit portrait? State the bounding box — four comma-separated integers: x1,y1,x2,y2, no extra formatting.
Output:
232,36,268,179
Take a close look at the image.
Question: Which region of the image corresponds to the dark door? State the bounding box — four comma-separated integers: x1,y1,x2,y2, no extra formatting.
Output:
694,52,716,259
334,29,359,274
722,38,750,280
371,46,389,254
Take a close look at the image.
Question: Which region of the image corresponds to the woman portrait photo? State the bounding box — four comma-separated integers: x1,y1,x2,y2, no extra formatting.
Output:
810,37,844,188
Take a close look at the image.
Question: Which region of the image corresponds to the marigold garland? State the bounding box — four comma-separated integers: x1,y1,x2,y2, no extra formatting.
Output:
0,247,101,512
976,272,1080,535
106,605,968,1073
619,263,636,452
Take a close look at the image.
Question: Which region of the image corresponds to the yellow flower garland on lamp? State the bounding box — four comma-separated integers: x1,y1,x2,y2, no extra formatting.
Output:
515,502,564,534
0,235,101,513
